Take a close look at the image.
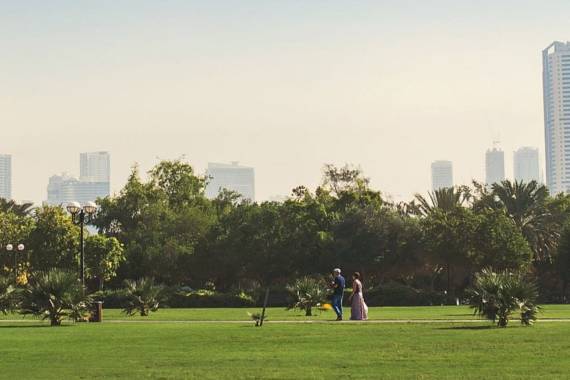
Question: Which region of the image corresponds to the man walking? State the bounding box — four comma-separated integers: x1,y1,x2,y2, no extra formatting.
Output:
330,268,345,321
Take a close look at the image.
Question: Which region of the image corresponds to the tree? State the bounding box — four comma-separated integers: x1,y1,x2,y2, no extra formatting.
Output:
468,268,540,327
490,180,556,261
0,198,34,217
412,186,471,216
556,221,570,301
472,209,532,271
0,211,34,276
93,161,215,285
421,207,478,296
27,206,79,272
20,269,89,326
85,235,125,291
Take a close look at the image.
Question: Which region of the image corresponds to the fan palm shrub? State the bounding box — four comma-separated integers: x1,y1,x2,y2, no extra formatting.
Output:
20,269,89,326
122,278,164,316
467,268,540,327
0,276,19,315
286,276,328,316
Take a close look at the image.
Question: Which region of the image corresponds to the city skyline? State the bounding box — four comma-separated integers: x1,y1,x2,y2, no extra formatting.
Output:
2,1,568,203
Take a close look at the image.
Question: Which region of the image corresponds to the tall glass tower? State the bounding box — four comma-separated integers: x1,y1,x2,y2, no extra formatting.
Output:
0,154,11,200
543,41,570,194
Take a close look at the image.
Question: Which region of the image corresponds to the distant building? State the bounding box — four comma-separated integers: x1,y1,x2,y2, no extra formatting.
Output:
47,174,110,206
514,147,540,183
0,154,12,200
543,41,570,194
431,160,453,190
486,147,505,185
80,151,110,182
206,162,255,201
46,152,111,205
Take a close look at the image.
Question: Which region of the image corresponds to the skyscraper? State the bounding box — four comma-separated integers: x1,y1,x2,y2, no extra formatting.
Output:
431,160,453,191
47,152,111,205
0,154,11,200
486,146,505,185
514,147,540,183
543,41,570,194
205,162,255,201
80,152,110,182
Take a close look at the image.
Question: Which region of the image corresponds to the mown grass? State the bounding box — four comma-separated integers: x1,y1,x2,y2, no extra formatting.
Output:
2,304,570,322
0,321,569,379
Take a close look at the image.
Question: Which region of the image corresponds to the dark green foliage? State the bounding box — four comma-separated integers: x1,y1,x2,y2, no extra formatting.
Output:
122,278,165,316
0,276,19,314
468,268,540,327
20,269,90,326
286,276,328,316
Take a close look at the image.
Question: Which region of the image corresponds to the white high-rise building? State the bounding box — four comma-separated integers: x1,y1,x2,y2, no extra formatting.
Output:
47,174,110,206
486,147,505,185
514,147,540,184
80,152,110,183
543,41,570,194
431,160,453,191
206,162,255,201
0,154,11,200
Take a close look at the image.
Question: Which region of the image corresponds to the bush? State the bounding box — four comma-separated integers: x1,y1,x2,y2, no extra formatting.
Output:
467,268,540,327
0,276,19,315
286,277,328,316
365,283,446,307
20,269,90,326
167,289,255,308
122,278,165,316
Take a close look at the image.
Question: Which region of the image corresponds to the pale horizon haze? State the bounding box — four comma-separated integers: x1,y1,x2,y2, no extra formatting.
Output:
1,0,569,204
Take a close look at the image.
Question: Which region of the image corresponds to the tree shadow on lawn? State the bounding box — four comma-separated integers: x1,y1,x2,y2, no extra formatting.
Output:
437,325,494,331
0,324,74,329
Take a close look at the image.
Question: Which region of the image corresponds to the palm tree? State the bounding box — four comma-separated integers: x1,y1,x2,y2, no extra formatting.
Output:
412,186,471,216
468,268,540,327
286,277,329,316
122,278,164,316
491,180,556,261
20,269,89,326
0,198,35,217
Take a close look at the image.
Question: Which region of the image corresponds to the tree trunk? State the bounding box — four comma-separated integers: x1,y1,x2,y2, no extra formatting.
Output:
305,307,312,316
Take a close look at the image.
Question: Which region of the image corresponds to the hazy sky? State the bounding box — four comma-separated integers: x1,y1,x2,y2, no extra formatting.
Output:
1,0,569,203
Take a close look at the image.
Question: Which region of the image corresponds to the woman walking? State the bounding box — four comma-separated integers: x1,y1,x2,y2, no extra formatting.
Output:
349,272,368,320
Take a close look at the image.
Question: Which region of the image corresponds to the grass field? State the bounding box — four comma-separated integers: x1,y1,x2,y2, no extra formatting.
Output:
2,306,570,379
3,304,570,322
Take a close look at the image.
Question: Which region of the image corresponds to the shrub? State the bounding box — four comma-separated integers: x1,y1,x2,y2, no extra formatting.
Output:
122,278,164,316
467,268,540,327
20,269,90,326
167,289,255,308
365,283,446,307
286,276,328,316
0,276,19,315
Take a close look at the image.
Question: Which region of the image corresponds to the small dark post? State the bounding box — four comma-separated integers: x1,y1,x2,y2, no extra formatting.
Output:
259,288,270,327
13,249,17,283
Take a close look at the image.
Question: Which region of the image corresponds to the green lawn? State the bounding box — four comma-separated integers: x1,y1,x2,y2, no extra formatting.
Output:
3,305,570,322
1,321,570,379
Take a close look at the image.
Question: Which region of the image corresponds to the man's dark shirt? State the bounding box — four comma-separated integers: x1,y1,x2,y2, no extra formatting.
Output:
333,275,346,296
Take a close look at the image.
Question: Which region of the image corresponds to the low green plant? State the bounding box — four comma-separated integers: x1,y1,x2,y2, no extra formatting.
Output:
286,276,328,316
20,269,89,326
122,278,164,316
247,312,267,326
468,268,540,327
0,276,19,315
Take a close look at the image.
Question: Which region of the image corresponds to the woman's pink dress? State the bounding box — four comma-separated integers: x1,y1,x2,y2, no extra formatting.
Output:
350,279,368,320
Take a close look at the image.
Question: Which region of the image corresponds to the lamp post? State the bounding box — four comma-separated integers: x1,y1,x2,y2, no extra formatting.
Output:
6,243,25,283
67,201,97,291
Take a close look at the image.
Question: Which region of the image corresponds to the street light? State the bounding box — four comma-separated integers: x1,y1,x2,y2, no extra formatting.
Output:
6,243,25,282
67,201,97,291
